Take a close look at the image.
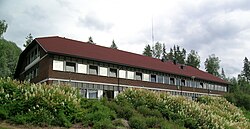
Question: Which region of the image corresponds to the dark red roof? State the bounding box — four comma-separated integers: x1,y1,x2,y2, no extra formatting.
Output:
36,36,228,84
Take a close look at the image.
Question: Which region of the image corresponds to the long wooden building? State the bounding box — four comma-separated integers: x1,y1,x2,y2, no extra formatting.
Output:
14,36,228,99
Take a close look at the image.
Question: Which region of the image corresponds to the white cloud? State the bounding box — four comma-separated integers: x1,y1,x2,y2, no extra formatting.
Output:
1,0,250,77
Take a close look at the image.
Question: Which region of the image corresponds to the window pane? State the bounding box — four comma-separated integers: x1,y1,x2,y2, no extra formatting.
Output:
181,80,186,86
170,78,175,85
110,68,117,77
164,76,169,84
53,60,64,71
151,75,156,82
88,90,98,99
66,62,76,72
158,76,163,83
127,71,134,79
136,72,142,80
89,65,98,75
99,67,108,76
143,74,150,81
77,64,87,74
119,70,126,78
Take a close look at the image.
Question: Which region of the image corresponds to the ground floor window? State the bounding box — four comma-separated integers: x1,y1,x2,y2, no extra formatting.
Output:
88,90,98,99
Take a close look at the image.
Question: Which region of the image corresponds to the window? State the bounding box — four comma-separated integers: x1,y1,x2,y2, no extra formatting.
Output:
119,70,126,78
200,82,204,88
66,62,76,72
170,78,175,85
99,67,108,76
158,76,163,83
89,65,98,75
109,68,117,77
127,71,135,79
88,90,98,99
53,60,64,71
77,64,87,74
151,75,156,82
80,89,87,98
164,76,169,84
181,79,186,86
136,72,142,80
143,73,150,81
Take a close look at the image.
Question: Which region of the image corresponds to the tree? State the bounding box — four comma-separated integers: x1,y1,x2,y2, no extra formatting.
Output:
23,33,33,48
110,40,118,49
166,48,174,61
87,36,95,44
0,39,21,78
152,42,162,59
204,54,220,77
142,44,152,57
0,20,8,38
220,68,226,80
162,43,167,61
242,57,250,81
186,50,200,68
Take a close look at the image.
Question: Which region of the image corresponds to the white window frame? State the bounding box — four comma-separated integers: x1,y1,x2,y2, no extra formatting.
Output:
77,63,87,74
143,73,150,82
127,71,135,80
99,67,108,76
52,60,64,71
119,70,126,78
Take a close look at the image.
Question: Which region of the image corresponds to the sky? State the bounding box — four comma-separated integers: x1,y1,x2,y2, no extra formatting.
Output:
0,0,250,78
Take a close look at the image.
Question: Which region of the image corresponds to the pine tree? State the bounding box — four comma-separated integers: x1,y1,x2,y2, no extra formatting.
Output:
162,43,167,61
142,44,152,57
204,54,220,77
110,40,118,49
221,68,226,80
23,33,33,48
186,50,200,68
242,57,250,81
166,48,174,61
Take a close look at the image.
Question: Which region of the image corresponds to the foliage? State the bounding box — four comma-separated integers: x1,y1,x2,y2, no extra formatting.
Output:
186,50,200,68
129,116,147,129
0,20,8,38
23,33,33,48
0,39,21,78
142,44,152,57
152,42,162,59
162,43,167,61
110,40,118,49
205,54,220,77
242,57,250,81
117,88,249,129
221,68,227,80
0,78,84,127
166,45,186,64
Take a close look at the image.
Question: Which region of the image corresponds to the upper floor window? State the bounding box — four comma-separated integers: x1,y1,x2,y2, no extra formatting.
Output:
99,67,108,76
199,82,204,88
77,64,87,74
164,76,169,84
143,73,150,81
53,60,64,71
151,75,156,82
89,65,98,75
127,71,135,80
66,62,76,72
158,76,163,83
181,79,186,86
135,72,142,80
109,68,117,77
170,77,175,85
119,70,126,78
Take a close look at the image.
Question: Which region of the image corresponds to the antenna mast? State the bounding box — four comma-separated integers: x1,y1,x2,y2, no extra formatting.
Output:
151,16,155,45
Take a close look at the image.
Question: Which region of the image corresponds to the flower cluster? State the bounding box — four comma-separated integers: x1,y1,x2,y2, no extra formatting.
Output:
117,88,250,129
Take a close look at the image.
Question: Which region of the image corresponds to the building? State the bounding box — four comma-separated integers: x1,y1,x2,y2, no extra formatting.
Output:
14,36,229,99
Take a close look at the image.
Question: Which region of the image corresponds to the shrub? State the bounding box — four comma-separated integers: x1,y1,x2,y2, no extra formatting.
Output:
129,116,146,129
93,118,115,129
145,116,164,128
136,105,162,117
